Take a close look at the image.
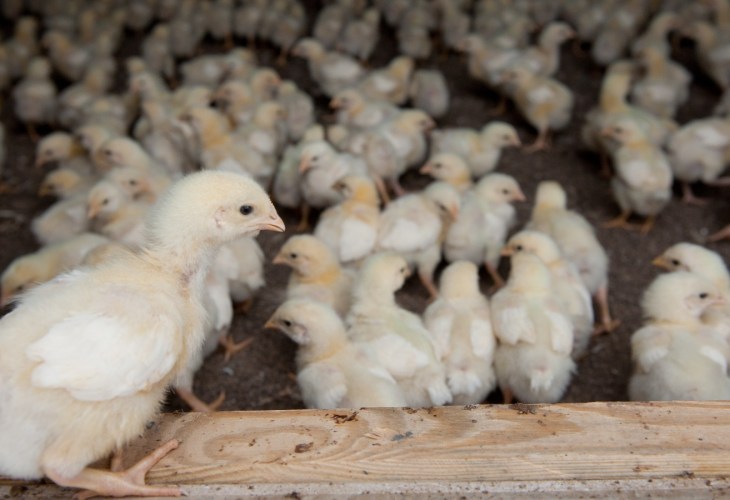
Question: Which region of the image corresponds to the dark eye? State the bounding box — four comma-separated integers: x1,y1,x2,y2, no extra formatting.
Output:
434,163,441,169
311,155,319,162
102,198,109,205
671,259,680,266
14,284,25,293
515,245,523,251
400,267,407,274
699,293,709,299
283,319,292,327
129,179,138,186
105,150,113,157
502,189,509,195
240,205,254,215
289,252,298,259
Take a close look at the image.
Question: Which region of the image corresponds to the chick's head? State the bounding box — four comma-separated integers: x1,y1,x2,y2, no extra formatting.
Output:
299,141,335,173
292,38,325,59
652,243,729,288
438,260,480,299
332,174,379,205
420,153,470,184
642,272,725,323
358,252,411,294
273,235,338,277
482,121,521,148
534,180,567,210
1,257,41,307
502,230,562,265
265,299,344,346
424,181,461,220
475,173,526,204
87,180,126,220
35,132,75,168
39,168,83,198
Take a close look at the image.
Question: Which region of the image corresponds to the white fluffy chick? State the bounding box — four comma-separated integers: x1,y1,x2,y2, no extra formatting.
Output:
274,235,355,318
314,174,381,265
527,180,617,334
629,272,730,401
444,173,525,287
408,68,450,119
218,236,266,308
86,180,150,249
652,242,730,339
34,131,93,175
377,181,461,298
267,299,407,409
0,171,284,498
423,261,497,405
491,252,576,404
630,46,691,120
31,191,90,246
271,125,324,211
503,230,594,359
430,121,521,178
357,55,415,105
291,38,365,97
277,80,315,142
666,117,730,204
347,252,452,407
419,153,473,193
1,233,109,307
330,88,399,131
602,120,673,233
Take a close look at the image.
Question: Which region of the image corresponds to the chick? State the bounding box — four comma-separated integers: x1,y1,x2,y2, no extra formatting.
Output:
630,47,691,120
444,173,525,287
630,11,678,57
31,189,90,247
277,80,315,142
312,0,352,49
602,120,673,233
99,137,172,197
267,299,407,408
331,88,399,131
233,0,266,46
314,174,381,265
1,233,109,307
142,23,175,82
347,252,452,407
430,121,521,177
682,20,730,90
652,242,730,338
419,153,473,193
234,101,287,165
629,272,730,401
39,168,95,200
12,57,57,141
666,117,730,204
357,55,415,105
502,230,594,359
0,171,284,498
377,182,461,298
501,66,574,151
491,252,576,404
292,38,365,97
510,21,575,77
206,0,235,49
274,235,355,318
423,261,497,404
272,125,325,211
408,69,449,119
5,17,38,80
339,8,381,61
56,66,113,130
75,123,119,174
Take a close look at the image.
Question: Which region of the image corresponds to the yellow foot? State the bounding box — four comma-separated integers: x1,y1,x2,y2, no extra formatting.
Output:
176,387,226,412
220,335,254,363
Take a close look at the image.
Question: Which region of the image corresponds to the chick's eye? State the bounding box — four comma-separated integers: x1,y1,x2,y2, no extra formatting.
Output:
102,198,109,205
311,155,319,162
699,292,709,299
502,188,509,195
239,204,254,215
670,259,680,266
128,179,138,186
515,244,523,251
289,253,298,259
400,267,406,274
283,320,292,327
14,284,25,293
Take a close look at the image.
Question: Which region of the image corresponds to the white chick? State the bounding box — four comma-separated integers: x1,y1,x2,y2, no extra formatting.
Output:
377,181,461,298
339,8,381,62
31,191,90,246
630,46,691,120
666,117,730,204
652,242,730,339
218,236,266,309
12,56,57,141
431,121,521,178
86,180,150,249
271,125,325,210
491,252,576,404
266,299,407,408
444,173,525,287
314,174,381,265
602,120,673,233
408,69,450,119
34,132,93,175
527,180,617,334
0,171,284,498
357,55,415,105
274,235,355,318
291,38,365,97
0,233,109,307
330,88,399,131
503,230,594,359
142,23,175,82
312,1,351,49
423,261,497,405
419,153,473,193
347,252,452,407
277,80,315,142
629,272,730,401
39,168,96,200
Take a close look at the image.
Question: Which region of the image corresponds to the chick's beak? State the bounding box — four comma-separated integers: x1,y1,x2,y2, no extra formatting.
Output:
419,163,433,175
38,184,52,197
87,204,100,220
272,251,287,265
35,157,47,169
600,127,614,138
329,97,341,109
298,158,311,173
511,136,522,147
263,317,278,330
259,212,286,233
513,190,527,202
500,246,515,257
651,256,671,270
0,290,10,308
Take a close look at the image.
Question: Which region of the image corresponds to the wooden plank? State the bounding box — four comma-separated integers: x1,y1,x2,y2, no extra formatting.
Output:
2,402,730,498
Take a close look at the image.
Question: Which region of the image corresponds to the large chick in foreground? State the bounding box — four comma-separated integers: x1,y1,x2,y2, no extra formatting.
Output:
347,252,452,407
377,181,461,298
267,299,406,409
423,261,497,405
274,235,355,318
629,272,730,401
0,171,284,498
491,252,576,404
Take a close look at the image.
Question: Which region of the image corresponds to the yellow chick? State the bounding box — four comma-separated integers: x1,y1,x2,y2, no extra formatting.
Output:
602,120,673,233
266,299,407,408
501,66,574,151
423,261,497,404
408,68,450,119
431,121,521,178
39,168,95,200
357,55,415,105
491,252,576,404
1,233,109,308
331,88,399,131
75,123,119,174
12,56,57,141
630,46,691,120
277,80,315,142
339,7,381,61
214,79,255,126
503,230,594,359
314,174,381,265
444,173,525,287
419,153,474,193
630,11,678,57
137,99,197,176
291,38,365,97
274,235,355,318
629,272,730,401
347,252,452,407
86,179,150,249
377,181,461,298
527,180,617,334
666,117,730,204
0,171,284,498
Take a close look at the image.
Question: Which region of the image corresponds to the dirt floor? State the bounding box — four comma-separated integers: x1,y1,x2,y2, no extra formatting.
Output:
1,4,729,412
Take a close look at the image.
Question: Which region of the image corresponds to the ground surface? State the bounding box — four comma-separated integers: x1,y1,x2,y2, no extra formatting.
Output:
0,5,729,412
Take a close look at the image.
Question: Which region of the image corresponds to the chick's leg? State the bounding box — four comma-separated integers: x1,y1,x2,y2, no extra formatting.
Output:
175,386,226,412
639,215,656,234
603,210,632,230
296,203,310,232
524,129,550,153
485,262,505,290
681,182,707,205
593,284,619,335
373,176,391,205
708,223,730,242
220,335,254,362
44,440,181,499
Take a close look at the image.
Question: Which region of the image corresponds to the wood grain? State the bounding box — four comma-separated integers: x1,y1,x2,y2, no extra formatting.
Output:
3,402,730,497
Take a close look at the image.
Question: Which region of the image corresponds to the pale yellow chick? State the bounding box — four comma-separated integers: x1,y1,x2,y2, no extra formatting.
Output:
423,261,497,405
0,171,284,498
357,55,415,105
274,235,355,318
266,299,407,409
408,68,449,119
39,168,95,200
86,180,150,249
291,38,365,97
420,153,473,193
12,56,57,141
35,132,93,175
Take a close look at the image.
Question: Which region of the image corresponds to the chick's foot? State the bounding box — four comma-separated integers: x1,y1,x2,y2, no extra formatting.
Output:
176,387,226,412
220,335,254,363
708,224,730,242
44,439,182,500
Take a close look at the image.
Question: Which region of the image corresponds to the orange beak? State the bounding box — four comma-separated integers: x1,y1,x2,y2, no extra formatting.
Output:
419,163,434,175
513,189,527,202
651,256,671,270
298,158,311,173
500,246,515,257
0,290,11,308
259,213,286,233
87,203,101,220
329,97,342,109
510,136,522,147
263,317,278,330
